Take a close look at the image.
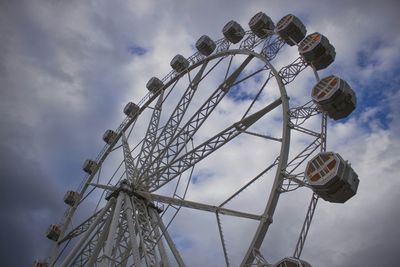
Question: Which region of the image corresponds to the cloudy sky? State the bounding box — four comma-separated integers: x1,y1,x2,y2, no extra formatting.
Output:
1,0,399,266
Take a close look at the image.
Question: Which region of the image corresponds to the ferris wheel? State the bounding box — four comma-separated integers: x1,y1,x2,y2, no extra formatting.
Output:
34,11,359,267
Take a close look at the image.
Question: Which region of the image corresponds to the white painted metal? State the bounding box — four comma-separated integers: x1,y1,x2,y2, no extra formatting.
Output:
85,213,113,266
101,193,124,266
40,12,347,267
124,194,142,266
60,198,115,267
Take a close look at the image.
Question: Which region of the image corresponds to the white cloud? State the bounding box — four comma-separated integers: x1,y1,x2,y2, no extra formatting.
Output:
1,0,400,266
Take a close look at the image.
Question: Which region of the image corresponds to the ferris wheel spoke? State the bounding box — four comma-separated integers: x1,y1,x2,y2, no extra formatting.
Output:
141,55,255,186
134,90,165,173
137,61,209,183
136,191,262,221
241,70,274,119
223,55,234,81
242,130,282,142
148,98,282,190
232,65,269,87
87,183,117,191
242,51,308,121
219,159,279,208
121,133,138,185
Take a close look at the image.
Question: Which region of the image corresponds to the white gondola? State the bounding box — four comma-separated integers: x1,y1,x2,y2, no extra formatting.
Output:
46,224,61,241
63,191,80,206
82,159,97,174
298,32,335,70
222,20,245,44
123,102,140,117
312,75,356,120
305,152,359,203
102,129,117,144
170,54,189,72
146,77,164,93
196,35,216,56
275,14,306,46
248,11,274,39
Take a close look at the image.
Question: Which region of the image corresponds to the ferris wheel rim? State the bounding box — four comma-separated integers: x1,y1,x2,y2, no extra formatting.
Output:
51,28,332,266
119,48,292,265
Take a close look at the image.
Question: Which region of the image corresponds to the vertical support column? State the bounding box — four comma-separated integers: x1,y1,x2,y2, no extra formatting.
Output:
154,211,186,267
133,199,158,266
85,212,114,267
149,208,169,267
124,194,142,266
101,193,124,266
60,198,115,267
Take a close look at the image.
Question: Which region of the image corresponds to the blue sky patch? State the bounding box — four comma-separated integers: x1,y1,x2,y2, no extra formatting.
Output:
229,82,257,102
173,235,193,250
128,44,148,56
344,68,399,130
357,50,379,68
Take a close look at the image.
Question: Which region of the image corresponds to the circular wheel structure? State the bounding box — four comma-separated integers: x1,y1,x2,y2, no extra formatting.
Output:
37,12,358,267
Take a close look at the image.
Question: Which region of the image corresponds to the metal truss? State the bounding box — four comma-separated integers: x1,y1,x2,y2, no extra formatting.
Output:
260,35,286,61
58,186,181,267
240,31,265,50
137,61,209,185
47,23,330,267
134,91,164,181
140,55,255,188
251,248,270,267
293,192,319,259
136,191,261,221
292,113,327,258
278,57,308,85
148,98,282,191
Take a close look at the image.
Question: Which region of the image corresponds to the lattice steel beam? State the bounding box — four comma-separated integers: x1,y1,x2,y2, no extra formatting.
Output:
58,208,106,244
136,191,262,221
138,61,209,185
134,90,164,176
150,98,282,190
293,193,319,259
141,55,255,187
261,35,286,61
122,133,137,185
278,57,308,85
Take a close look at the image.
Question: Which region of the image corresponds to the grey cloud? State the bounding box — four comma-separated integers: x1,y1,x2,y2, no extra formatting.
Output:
0,133,64,265
1,0,400,266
